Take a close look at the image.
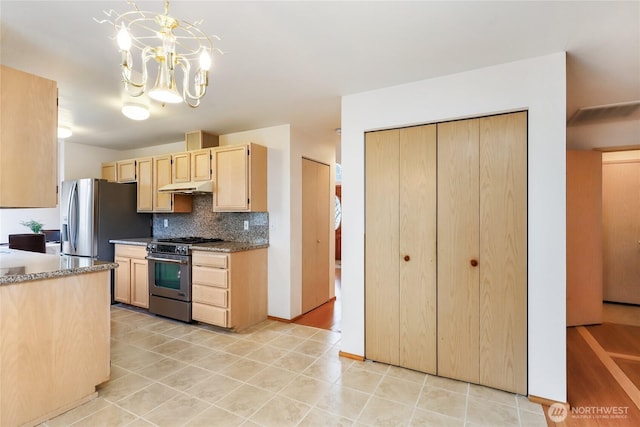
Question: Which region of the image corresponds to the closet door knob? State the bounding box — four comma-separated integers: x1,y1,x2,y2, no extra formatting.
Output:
404,255,410,262
470,259,478,267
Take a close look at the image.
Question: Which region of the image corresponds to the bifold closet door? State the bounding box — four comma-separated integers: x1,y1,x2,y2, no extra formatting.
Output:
365,125,437,372
478,112,527,395
365,130,400,365
366,112,527,394
437,118,481,385
399,125,437,374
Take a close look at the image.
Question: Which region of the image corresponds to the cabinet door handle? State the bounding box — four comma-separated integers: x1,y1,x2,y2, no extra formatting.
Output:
404,255,410,262
470,259,478,267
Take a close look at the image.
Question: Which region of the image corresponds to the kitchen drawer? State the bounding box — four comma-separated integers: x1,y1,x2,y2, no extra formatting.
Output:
192,252,228,268
193,302,228,327
192,284,228,308
192,265,228,288
114,244,147,259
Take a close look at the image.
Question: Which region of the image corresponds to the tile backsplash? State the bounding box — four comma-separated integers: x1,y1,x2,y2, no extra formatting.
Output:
152,194,268,243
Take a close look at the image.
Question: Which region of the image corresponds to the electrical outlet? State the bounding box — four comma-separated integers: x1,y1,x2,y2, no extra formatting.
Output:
163,219,169,228
243,220,249,230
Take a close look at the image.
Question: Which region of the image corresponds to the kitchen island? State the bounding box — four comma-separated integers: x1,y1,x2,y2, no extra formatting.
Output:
0,248,116,427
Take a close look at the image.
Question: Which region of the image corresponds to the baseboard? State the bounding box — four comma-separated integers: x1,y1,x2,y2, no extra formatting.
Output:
267,297,338,324
268,314,302,323
528,395,569,408
339,351,365,361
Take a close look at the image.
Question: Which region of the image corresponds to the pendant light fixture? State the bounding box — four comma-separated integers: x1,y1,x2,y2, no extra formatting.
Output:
95,0,221,119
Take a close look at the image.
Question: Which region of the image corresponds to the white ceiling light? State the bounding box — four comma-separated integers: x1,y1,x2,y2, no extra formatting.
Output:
122,102,150,121
95,0,221,110
57,126,72,139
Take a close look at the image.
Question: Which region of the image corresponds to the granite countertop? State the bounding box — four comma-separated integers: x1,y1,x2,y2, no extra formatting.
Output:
108,237,154,246
0,249,117,285
190,241,269,253
110,238,268,253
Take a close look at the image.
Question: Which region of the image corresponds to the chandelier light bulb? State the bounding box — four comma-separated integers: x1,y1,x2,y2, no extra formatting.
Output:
117,24,131,51
199,49,211,71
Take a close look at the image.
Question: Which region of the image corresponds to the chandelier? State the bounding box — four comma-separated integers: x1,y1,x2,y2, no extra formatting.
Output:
95,0,220,118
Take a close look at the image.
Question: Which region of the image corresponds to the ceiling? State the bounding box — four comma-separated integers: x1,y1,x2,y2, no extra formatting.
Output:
1,1,638,152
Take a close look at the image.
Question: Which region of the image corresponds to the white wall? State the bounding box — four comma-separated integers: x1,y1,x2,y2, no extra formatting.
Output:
0,208,60,243
61,141,123,181
122,141,185,158
61,140,186,182
341,52,567,402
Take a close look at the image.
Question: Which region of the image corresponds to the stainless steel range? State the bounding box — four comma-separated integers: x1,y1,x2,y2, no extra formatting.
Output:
146,237,222,322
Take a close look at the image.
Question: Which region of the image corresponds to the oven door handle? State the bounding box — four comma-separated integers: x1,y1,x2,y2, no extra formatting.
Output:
146,256,189,265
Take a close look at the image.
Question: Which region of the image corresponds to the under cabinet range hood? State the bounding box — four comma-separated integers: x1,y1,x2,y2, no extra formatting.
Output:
158,180,213,194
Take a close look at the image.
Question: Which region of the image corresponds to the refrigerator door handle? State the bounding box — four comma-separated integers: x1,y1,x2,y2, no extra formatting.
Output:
68,181,78,253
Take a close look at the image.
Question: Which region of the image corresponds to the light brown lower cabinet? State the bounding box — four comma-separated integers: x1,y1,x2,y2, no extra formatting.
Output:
191,249,267,331
114,244,149,308
365,111,527,395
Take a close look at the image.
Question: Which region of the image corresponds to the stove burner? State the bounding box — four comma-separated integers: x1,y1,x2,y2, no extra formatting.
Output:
156,237,223,244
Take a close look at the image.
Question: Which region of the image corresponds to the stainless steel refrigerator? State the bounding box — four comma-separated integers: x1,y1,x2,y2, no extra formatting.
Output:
61,178,151,261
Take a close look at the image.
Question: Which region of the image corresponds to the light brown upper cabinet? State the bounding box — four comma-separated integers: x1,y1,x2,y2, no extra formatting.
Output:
185,130,219,151
172,152,191,183
191,148,212,182
603,156,640,304
213,143,267,212
365,111,527,395
301,158,332,314
137,155,191,213
117,159,137,183
101,162,117,182
136,157,154,212
154,155,191,213
0,66,57,208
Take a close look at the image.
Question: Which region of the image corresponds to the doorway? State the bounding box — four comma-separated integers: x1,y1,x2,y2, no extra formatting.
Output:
296,169,342,332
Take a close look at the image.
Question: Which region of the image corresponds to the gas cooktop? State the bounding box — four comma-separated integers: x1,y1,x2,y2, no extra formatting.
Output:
155,237,223,244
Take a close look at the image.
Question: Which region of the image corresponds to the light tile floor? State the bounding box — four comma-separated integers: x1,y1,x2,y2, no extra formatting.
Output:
43,305,547,426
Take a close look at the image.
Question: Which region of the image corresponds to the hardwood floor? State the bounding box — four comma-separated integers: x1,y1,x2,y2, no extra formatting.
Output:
293,265,341,332
562,303,640,426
